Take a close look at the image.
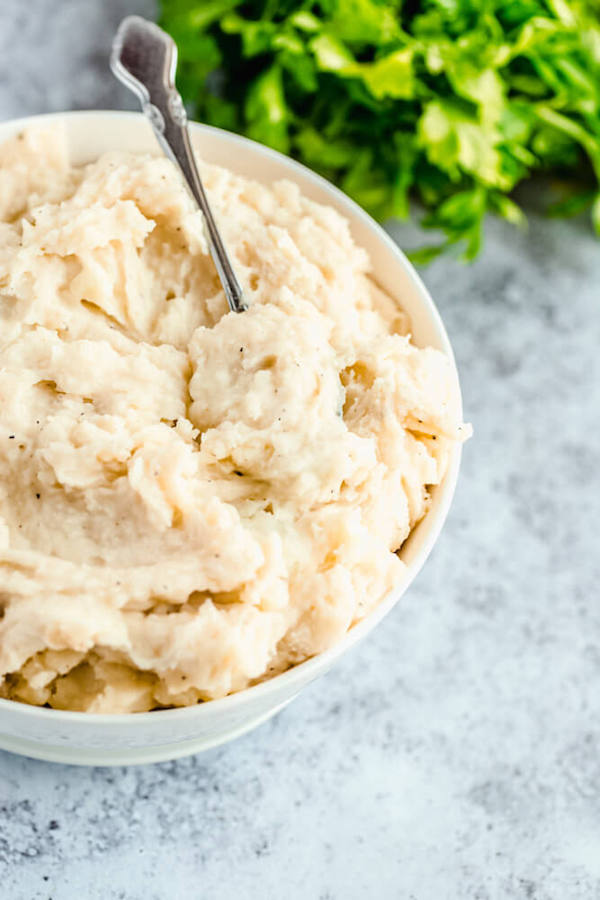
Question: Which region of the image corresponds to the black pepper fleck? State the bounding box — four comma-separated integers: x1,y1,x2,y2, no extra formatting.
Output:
9,435,14,439
35,493,40,499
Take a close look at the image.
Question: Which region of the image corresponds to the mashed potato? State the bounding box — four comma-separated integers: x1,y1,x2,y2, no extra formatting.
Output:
0,126,468,712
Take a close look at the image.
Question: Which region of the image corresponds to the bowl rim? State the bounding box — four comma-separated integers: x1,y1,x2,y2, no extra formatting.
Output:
0,110,463,725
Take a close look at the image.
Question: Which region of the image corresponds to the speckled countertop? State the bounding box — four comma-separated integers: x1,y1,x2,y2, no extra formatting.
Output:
1,2,599,898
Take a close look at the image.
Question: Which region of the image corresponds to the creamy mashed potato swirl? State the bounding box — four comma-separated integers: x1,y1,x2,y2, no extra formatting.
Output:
0,127,468,712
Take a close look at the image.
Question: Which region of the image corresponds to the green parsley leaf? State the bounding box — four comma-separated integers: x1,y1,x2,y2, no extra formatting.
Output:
159,0,600,261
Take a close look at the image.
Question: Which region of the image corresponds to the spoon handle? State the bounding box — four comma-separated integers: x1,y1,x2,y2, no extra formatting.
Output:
111,16,247,313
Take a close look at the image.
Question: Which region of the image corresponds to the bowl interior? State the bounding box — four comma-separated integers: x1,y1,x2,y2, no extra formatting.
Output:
0,111,462,725
52,111,461,565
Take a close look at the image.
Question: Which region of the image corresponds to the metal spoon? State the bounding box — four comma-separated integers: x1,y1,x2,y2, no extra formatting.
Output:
111,16,247,313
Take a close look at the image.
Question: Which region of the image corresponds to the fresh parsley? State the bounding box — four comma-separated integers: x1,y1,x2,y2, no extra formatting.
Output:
159,0,600,260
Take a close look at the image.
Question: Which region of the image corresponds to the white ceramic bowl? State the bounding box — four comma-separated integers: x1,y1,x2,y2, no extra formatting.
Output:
0,111,464,765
